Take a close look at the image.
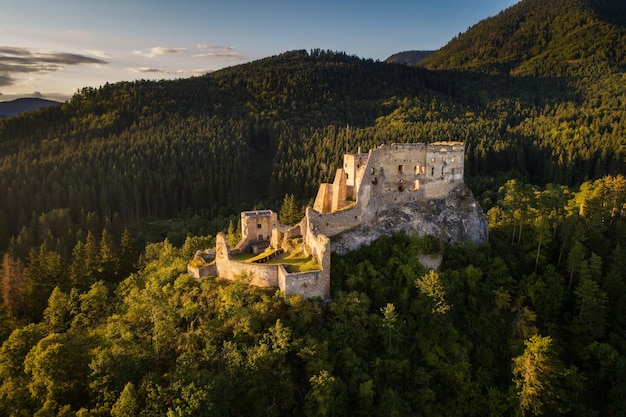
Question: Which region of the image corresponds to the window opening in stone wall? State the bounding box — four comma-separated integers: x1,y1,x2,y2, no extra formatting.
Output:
413,180,420,191
258,234,263,241
431,157,435,162
398,165,404,174
422,166,426,175
370,167,375,175
372,177,378,184
257,224,262,229
398,179,404,192
452,157,456,162
441,166,444,176
414,165,419,175
431,167,435,176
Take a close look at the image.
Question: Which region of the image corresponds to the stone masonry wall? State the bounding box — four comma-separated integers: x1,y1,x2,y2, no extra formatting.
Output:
215,233,279,288
278,266,329,299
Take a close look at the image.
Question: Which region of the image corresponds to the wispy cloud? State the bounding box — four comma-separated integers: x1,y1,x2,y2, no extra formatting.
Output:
133,46,186,58
87,50,112,59
0,46,108,87
176,68,215,76
130,67,169,74
194,44,241,59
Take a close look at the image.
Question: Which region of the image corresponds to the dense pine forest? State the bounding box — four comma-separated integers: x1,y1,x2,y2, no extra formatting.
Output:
1,0,626,415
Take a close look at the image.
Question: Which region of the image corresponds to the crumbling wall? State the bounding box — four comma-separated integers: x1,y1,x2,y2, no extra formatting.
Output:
237,210,277,251
313,183,333,213
187,263,217,279
279,267,330,299
214,233,279,288
191,141,478,301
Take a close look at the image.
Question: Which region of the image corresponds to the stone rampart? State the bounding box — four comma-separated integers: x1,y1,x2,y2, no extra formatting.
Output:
210,231,330,298
214,233,279,288
190,141,483,300
187,263,217,279
278,266,329,299
306,206,363,238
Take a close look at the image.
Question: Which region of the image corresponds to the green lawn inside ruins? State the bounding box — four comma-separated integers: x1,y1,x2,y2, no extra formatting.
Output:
231,237,320,273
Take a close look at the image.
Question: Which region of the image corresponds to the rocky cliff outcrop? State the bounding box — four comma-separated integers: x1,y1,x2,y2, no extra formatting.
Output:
330,183,488,255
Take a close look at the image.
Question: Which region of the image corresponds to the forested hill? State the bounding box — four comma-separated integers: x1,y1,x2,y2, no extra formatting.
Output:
2,3,626,416
385,50,435,65
1,39,626,258
419,0,626,76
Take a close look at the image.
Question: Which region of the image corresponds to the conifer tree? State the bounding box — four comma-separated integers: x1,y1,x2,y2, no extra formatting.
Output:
1,253,26,319
279,193,301,225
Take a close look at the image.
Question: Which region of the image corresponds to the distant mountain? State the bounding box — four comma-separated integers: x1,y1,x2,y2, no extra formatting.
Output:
419,0,626,76
0,97,60,117
385,50,435,65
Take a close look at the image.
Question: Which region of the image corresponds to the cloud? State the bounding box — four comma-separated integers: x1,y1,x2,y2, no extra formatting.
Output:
133,46,186,58
130,67,169,74
175,68,215,76
0,74,13,87
197,44,235,51
192,52,241,59
194,44,241,59
87,50,112,59
0,46,108,87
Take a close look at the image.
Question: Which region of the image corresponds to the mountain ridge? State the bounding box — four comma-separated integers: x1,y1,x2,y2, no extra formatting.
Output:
385,50,435,65
1,0,626,254
418,0,626,76
0,97,60,118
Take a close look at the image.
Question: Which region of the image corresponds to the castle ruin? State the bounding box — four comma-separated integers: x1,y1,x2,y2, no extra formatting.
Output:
188,141,488,300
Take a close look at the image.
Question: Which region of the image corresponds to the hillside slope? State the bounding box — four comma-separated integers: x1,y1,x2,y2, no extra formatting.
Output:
0,98,59,117
1,0,626,255
385,50,435,65
419,0,626,76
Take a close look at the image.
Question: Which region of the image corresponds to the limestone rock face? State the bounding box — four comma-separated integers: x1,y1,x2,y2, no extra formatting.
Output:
330,183,488,255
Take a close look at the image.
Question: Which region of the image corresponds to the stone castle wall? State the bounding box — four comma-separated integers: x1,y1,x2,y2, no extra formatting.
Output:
236,210,277,252
215,233,279,288
279,267,329,299
190,141,482,301
205,230,330,299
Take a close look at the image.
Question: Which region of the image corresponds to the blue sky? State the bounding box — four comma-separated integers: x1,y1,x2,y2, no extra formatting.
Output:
0,0,520,101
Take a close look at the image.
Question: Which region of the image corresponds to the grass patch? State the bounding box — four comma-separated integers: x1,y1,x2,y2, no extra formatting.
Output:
232,237,321,272
231,252,258,261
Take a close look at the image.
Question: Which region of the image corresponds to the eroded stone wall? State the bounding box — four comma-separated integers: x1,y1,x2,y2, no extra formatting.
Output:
278,266,329,299
238,210,277,251
215,233,279,288
192,141,481,301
